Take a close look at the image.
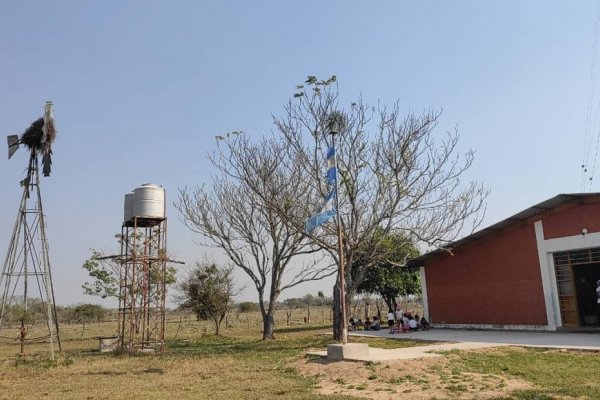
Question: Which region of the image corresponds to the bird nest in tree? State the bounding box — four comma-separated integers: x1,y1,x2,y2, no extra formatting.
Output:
326,111,347,133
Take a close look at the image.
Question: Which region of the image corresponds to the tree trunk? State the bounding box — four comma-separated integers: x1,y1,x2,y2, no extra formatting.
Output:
383,295,394,314
258,291,276,339
262,312,275,339
257,289,276,340
213,317,220,335
332,283,351,342
332,282,343,341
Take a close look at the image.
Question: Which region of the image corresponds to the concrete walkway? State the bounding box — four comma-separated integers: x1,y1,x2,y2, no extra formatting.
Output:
309,329,600,362
354,328,600,351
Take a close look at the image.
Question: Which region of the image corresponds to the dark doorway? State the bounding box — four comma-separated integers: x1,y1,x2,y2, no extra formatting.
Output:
573,262,600,326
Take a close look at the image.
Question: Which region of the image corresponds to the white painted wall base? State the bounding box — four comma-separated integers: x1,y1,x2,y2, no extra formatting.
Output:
433,323,554,331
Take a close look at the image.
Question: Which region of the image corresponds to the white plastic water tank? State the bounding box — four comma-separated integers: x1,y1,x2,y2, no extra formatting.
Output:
123,192,135,222
133,183,165,219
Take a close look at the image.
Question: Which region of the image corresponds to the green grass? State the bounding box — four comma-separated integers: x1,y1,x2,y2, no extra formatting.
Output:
447,347,600,399
349,335,436,349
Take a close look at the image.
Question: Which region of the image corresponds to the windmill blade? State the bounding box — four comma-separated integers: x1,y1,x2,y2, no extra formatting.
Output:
42,151,52,177
7,135,19,159
41,101,56,177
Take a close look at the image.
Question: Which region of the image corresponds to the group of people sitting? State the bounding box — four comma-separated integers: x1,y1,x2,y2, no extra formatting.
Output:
349,316,382,331
348,308,430,333
386,310,430,333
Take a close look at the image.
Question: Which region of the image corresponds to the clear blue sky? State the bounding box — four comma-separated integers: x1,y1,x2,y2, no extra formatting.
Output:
0,1,597,306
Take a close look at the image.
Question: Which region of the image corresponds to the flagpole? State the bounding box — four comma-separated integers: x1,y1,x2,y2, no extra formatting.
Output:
330,129,348,344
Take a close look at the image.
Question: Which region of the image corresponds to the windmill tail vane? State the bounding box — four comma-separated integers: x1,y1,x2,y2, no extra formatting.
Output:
7,101,56,177
7,135,19,158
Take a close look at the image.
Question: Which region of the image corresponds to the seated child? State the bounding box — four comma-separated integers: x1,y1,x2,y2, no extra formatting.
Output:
356,318,365,330
402,313,409,325
386,310,395,330
401,320,410,333
408,317,418,331
369,316,381,331
420,316,431,330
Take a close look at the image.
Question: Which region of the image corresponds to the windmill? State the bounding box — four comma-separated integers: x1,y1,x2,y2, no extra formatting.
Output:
0,101,61,357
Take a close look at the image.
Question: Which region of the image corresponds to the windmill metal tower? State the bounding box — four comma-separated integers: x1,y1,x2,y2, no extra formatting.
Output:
0,102,61,357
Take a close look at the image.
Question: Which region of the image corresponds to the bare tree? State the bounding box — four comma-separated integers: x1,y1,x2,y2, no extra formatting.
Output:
176,134,336,339
268,76,488,340
282,297,303,326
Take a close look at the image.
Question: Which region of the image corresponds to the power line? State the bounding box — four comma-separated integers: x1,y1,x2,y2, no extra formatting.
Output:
581,0,600,191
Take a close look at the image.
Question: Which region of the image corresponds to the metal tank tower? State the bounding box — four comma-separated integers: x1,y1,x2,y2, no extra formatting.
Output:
118,184,168,353
0,102,61,357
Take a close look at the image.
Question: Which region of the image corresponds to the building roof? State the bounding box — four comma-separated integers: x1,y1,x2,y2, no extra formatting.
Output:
406,193,600,268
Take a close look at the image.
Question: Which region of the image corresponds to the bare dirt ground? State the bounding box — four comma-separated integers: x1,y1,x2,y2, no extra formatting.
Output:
291,348,533,400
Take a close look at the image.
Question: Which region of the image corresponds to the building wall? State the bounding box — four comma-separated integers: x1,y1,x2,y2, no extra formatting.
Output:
542,203,600,240
424,222,547,326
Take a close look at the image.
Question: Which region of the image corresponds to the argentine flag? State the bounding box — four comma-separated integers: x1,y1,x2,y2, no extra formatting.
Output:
305,146,337,233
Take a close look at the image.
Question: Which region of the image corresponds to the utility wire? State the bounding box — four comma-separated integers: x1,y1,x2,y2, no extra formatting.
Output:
581,0,600,191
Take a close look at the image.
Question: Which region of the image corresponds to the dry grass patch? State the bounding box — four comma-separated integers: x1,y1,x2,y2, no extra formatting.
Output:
292,351,533,400
293,345,600,400
0,355,241,399
0,321,355,400
0,352,336,400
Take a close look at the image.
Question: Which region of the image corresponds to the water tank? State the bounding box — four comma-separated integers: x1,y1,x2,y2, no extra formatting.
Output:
133,183,165,219
123,192,134,222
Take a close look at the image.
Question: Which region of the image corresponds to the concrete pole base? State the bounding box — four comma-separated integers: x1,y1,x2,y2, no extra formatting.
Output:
327,343,370,360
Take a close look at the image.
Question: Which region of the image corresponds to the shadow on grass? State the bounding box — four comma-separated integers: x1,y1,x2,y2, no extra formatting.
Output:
303,354,351,366
166,334,335,359
86,370,126,376
163,326,437,360
350,336,443,349
274,324,331,334
139,367,164,374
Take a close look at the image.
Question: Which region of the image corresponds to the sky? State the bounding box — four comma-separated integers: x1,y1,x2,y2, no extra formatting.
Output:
0,1,598,307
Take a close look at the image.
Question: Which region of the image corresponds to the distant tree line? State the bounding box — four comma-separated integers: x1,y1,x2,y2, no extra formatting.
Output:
1,299,109,325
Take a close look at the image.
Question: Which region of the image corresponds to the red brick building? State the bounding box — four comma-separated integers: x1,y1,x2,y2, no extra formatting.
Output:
407,193,600,330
